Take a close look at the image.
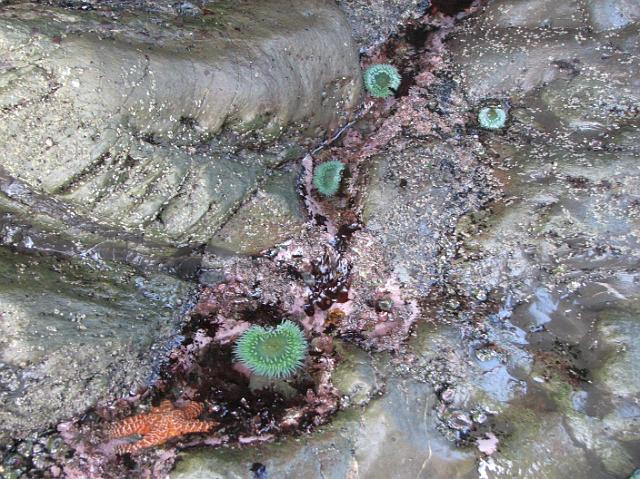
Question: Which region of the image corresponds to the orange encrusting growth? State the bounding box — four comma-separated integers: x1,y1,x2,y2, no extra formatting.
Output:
106,400,217,454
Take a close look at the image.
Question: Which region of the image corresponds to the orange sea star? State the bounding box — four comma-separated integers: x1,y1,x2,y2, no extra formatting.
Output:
106,400,217,454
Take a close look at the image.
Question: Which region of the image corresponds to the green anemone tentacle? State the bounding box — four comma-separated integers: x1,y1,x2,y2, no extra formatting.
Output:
478,106,507,129
234,321,307,379
363,64,401,98
313,160,346,197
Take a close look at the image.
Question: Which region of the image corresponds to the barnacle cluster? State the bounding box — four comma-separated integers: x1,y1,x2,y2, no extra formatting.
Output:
234,321,308,379
363,64,401,98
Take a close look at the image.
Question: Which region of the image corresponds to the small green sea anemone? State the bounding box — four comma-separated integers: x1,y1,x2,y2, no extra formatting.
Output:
478,106,507,129
313,160,346,197
234,321,307,379
364,64,401,98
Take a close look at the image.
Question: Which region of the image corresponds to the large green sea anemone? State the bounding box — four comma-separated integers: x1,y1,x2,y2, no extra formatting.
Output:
234,321,307,379
364,64,401,98
313,160,346,197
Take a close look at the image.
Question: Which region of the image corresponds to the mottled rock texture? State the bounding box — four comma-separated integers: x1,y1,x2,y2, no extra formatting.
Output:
337,0,430,50
0,247,191,443
0,0,360,248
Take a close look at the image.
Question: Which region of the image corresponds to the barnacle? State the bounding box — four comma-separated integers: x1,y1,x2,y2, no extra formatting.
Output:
234,321,307,379
478,106,507,129
313,160,346,197
363,64,401,98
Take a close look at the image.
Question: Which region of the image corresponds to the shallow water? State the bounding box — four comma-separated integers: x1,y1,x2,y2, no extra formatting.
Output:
1,0,639,477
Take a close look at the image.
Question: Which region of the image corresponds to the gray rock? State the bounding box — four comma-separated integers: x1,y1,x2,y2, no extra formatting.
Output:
336,0,430,51
0,0,361,246
0,247,191,443
207,168,306,255
586,0,640,31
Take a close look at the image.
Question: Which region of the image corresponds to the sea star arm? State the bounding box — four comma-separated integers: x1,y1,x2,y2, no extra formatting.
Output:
115,434,169,454
115,420,217,454
106,414,152,438
180,401,205,419
178,419,218,434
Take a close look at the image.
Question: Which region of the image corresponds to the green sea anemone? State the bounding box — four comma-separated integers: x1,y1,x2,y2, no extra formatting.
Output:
313,160,346,197
234,321,307,379
478,106,507,129
364,64,401,98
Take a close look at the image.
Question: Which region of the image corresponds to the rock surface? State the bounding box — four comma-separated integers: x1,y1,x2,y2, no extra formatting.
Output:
0,247,190,443
337,0,430,51
164,0,640,477
0,0,360,247
170,370,477,479
2,0,640,477
206,168,307,255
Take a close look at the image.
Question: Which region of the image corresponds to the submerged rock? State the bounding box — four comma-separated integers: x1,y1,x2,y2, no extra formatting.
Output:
594,301,640,399
0,247,191,443
170,374,476,479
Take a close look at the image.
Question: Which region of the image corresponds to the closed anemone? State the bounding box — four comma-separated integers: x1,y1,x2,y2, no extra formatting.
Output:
364,64,401,98
234,321,307,379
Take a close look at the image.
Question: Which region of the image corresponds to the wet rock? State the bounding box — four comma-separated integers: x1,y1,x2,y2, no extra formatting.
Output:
0,247,191,443
331,341,381,407
363,139,496,293
594,301,640,398
450,0,640,104
352,378,476,478
442,2,640,477
0,0,361,246
566,410,637,477
336,0,430,51
207,168,307,255
0,176,201,275
353,31,500,295
586,0,640,31
533,362,638,478
171,376,476,479
406,320,530,439
539,74,640,136
485,408,593,478
170,411,359,479
480,0,589,29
